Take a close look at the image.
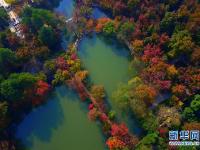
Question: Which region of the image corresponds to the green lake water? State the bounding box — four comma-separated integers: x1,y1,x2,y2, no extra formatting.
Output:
16,86,106,150
79,35,133,96
78,34,141,135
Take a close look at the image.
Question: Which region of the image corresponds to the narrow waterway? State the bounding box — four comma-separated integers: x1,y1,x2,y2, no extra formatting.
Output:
54,0,74,18
54,0,75,50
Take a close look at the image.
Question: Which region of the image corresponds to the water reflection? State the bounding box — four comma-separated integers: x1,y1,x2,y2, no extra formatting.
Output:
92,8,107,19
16,92,64,146
54,0,75,18
16,86,106,150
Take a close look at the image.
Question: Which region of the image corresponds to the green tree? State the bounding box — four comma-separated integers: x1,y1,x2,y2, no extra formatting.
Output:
0,73,37,101
0,31,9,48
52,70,68,86
130,97,147,119
0,101,8,130
0,101,8,117
160,12,177,35
112,83,130,110
190,94,200,112
0,48,17,75
21,7,58,32
0,8,9,30
183,95,200,122
103,21,116,36
38,26,57,48
136,132,158,150
80,5,92,17
108,110,116,120
127,0,140,9
168,30,194,58
141,112,158,132
90,85,105,102
157,137,168,150
118,21,135,40
183,107,196,121
44,60,56,75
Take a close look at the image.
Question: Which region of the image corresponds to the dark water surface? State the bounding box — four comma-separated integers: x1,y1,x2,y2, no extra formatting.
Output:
16,86,106,150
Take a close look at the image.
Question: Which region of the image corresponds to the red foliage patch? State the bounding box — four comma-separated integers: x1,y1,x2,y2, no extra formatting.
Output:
56,56,68,70
36,80,51,96
142,44,162,63
99,113,108,122
106,137,126,150
111,123,129,137
88,103,94,110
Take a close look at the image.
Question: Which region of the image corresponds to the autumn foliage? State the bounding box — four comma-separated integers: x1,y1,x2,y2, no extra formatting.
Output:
111,123,128,137
106,137,126,150
32,80,50,106
95,18,111,32
36,80,51,96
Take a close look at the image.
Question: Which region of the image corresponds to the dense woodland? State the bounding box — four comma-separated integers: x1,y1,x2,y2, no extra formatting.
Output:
0,0,199,150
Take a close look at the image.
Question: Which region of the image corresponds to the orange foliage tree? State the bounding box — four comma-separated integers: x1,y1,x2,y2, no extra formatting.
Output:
106,137,126,150
183,122,200,131
95,18,111,32
134,84,157,105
